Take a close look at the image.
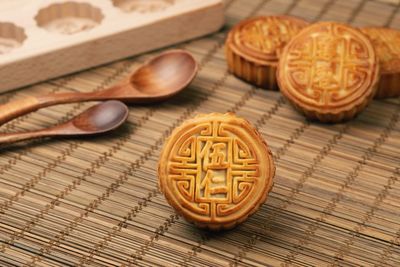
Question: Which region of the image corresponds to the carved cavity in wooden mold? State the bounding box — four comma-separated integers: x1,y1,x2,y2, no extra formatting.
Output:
112,0,175,13
34,2,104,35
0,22,26,54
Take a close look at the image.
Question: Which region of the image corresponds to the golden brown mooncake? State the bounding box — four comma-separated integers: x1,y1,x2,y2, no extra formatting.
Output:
361,27,400,98
158,113,275,231
277,22,380,123
225,15,309,90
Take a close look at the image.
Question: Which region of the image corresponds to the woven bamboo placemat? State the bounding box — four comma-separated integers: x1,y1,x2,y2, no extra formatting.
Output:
0,0,399,266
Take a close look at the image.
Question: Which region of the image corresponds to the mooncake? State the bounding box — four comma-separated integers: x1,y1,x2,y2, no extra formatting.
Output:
225,15,309,90
361,27,400,98
158,113,275,230
277,22,379,123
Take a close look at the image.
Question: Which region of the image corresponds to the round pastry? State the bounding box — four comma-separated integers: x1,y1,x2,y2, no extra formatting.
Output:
277,22,380,123
225,15,309,90
158,113,275,230
361,27,400,98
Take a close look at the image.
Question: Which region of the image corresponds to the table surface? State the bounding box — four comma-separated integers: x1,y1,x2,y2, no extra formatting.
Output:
0,0,400,266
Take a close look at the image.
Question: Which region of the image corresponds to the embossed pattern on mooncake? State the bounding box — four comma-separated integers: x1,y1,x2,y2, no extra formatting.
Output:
158,113,275,230
225,16,309,89
361,27,400,98
232,16,308,62
277,22,379,122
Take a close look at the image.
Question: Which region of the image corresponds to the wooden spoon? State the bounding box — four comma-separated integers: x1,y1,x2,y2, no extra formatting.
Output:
0,100,129,144
0,49,197,125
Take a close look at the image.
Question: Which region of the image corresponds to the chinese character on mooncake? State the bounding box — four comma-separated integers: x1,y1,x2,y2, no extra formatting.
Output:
277,22,380,123
225,15,309,90
361,27,400,99
158,113,275,230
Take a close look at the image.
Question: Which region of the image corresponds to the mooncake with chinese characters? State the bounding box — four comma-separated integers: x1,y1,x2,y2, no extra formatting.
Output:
277,22,379,123
158,113,275,230
225,15,309,89
361,27,400,98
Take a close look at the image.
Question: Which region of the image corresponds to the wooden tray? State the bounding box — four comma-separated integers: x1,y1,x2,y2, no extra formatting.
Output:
0,0,224,93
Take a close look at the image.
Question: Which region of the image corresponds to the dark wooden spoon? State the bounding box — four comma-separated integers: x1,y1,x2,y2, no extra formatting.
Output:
0,49,197,125
0,100,129,144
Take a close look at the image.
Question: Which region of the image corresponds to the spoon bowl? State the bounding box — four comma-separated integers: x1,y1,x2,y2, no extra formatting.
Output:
71,100,129,134
0,50,198,125
129,50,198,99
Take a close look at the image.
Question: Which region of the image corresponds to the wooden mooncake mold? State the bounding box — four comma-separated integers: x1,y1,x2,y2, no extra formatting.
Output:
0,0,224,93
361,27,400,98
277,22,380,123
225,15,309,90
158,113,275,231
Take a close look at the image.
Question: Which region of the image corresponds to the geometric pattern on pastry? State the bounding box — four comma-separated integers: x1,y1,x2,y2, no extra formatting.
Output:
361,27,400,98
225,15,309,90
158,113,275,231
277,22,380,123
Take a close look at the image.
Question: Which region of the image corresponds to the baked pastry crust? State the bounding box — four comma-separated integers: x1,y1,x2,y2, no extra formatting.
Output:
158,113,275,231
277,22,379,123
225,15,309,90
361,27,400,98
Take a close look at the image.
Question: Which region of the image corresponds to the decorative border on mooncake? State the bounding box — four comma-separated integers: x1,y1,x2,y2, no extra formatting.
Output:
376,72,400,98
225,45,279,90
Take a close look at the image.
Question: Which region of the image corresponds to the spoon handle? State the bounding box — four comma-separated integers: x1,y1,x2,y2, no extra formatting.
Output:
0,96,43,126
0,90,111,125
0,130,50,144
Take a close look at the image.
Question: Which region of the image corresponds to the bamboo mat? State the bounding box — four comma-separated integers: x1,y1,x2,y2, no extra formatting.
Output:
0,0,400,266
